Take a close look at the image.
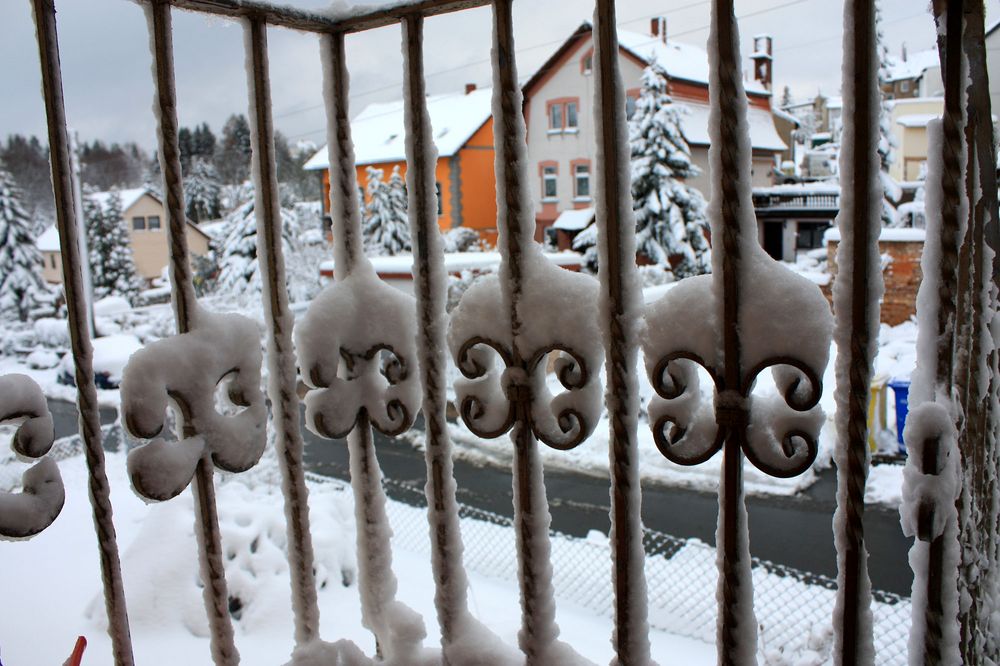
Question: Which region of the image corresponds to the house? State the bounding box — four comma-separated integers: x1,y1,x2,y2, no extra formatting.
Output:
887,97,944,182
37,187,211,284
521,20,787,238
752,182,839,262
882,46,943,100
303,86,498,245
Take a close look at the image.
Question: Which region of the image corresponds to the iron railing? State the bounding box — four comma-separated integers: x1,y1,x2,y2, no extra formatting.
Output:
8,0,999,664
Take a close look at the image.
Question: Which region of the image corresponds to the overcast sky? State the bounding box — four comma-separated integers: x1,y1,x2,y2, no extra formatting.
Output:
2,0,991,151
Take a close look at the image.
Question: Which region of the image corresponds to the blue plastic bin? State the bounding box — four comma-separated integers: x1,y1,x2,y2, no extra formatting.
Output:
888,378,910,455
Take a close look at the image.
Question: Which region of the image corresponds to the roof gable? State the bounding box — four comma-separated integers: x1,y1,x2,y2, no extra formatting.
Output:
88,187,156,214
304,86,494,171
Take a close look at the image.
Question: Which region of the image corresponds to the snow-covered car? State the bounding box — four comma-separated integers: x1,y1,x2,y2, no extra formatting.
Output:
57,333,143,390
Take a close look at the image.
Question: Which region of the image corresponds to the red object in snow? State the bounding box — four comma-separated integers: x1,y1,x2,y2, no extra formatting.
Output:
63,636,86,666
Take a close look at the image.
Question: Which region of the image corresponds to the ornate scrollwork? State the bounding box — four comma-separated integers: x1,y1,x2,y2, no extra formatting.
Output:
296,275,420,441
120,311,267,501
643,272,832,479
0,374,63,539
447,272,603,452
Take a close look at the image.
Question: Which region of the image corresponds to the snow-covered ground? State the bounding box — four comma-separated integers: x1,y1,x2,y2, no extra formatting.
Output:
0,446,715,665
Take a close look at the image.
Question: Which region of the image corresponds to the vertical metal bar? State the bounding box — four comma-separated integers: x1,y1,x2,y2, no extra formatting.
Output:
491,2,559,660
592,0,650,663
28,3,135,665
146,4,240,663
244,16,320,645
400,15,470,649
832,0,879,662
710,0,755,662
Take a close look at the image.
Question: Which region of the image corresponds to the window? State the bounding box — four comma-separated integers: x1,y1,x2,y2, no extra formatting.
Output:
542,166,558,199
900,80,910,93
435,182,443,216
574,163,591,199
132,216,146,230
49,254,57,269
582,52,593,75
566,102,578,130
147,215,161,230
549,103,563,131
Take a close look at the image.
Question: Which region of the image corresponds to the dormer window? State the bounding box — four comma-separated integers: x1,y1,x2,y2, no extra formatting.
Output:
582,51,593,75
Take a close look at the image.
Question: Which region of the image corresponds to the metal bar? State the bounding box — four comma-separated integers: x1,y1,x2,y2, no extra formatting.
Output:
400,15,470,649
711,0,754,662
491,1,559,660
146,5,241,661
245,15,320,645
28,3,135,664
832,0,879,662
155,0,489,34
592,0,650,663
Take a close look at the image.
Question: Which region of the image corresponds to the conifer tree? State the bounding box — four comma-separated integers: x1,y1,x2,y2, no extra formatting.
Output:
629,64,711,278
362,166,411,256
876,2,900,226
84,187,143,303
0,166,48,321
215,198,294,296
184,158,222,222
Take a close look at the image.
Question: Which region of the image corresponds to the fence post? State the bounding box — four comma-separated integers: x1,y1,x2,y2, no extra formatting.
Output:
28,1,134,664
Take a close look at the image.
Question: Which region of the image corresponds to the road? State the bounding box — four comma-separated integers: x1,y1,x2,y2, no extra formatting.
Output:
48,398,913,596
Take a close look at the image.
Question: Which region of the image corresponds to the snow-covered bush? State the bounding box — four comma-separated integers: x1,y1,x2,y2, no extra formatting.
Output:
442,227,483,253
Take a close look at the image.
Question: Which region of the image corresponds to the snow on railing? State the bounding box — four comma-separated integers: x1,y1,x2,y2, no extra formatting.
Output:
15,0,1000,664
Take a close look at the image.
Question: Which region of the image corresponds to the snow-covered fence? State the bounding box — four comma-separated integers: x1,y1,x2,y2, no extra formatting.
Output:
16,0,1000,664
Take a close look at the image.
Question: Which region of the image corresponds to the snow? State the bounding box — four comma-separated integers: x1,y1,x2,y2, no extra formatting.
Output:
824,227,926,243
93,296,133,317
0,373,62,539
319,250,582,278
303,87,493,171
883,48,940,83
753,182,841,196
552,207,595,231
120,312,265,501
896,113,940,128
35,223,61,252
0,449,717,664
88,187,150,214
667,102,787,151
59,333,143,386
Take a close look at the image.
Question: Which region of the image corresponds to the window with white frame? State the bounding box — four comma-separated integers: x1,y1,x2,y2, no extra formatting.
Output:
542,166,557,199
574,163,590,199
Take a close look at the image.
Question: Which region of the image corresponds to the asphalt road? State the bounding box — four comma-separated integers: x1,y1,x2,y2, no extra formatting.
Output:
48,398,913,596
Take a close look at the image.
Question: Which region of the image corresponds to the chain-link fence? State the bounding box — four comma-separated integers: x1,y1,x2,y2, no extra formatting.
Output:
374,476,911,664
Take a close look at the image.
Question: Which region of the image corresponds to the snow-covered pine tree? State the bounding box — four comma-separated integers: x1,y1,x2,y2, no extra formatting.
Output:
780,85,794,109
184,158,222,222
0,166,48,321
84,187,143,304
876,1,900,226
629,64,711,278
362,165,411,255
214,198,294,296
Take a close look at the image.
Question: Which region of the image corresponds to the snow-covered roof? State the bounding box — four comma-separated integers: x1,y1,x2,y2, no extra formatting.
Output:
885,49,940,83
552,208,595,231
617,28,769,95
89,187,151,213
897,113,939,128
753,182,840,196
678,102,786,151
770,106,800,126
36,225,60,252
304,87,493,171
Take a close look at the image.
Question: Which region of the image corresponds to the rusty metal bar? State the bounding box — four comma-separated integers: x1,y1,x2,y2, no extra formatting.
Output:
711,0,755,662
244,15,320,645
28,2,135,664
146,5,241,661
491,1,559,660
832,0,879,662
592,0,650,663
400,15,470,648
158,0,489,34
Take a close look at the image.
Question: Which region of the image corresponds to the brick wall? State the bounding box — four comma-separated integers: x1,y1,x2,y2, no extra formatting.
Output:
823,238,924,326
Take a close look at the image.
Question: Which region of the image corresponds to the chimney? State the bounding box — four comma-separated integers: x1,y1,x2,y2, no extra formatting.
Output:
650,16,667,44
750,34,773,90
465,83,477,95
901,42,908,62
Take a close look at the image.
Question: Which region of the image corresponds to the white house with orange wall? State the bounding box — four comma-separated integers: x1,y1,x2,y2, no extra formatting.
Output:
37,187,211,284
522,20,787,238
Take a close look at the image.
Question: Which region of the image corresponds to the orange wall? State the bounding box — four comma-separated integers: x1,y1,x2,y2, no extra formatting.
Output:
318,118,498,247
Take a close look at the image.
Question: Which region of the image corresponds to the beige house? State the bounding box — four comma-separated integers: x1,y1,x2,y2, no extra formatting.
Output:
37,187,210,284
522,21,786,237
887,97,943,182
